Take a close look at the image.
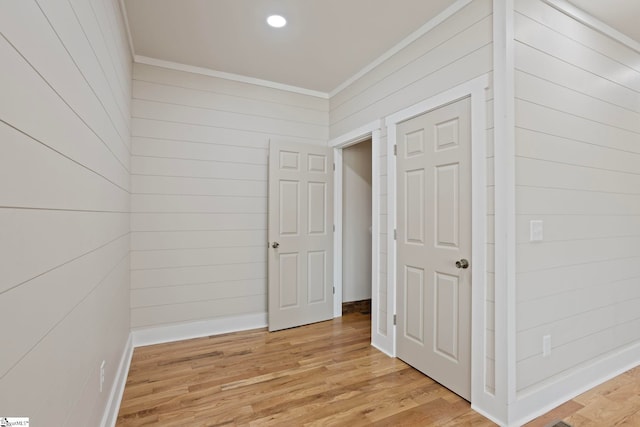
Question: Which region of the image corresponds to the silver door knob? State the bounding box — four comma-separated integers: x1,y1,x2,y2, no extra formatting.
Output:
455,259,469,269
271,242,280,249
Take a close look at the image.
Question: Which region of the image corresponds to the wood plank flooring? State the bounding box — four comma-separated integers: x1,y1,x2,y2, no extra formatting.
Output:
116,313,494,426
341,299,371,315
524,364,640,427
117,313,640,426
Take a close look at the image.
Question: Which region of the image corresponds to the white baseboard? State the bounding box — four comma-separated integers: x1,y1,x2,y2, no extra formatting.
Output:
371,337,394,358
101,333,134,427
472,404,506,427
132,312,268,347
510,342,640,426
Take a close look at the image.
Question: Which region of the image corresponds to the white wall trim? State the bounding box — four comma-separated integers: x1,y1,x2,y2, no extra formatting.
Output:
330,120,384,352
100,334,134,427
385,73,491,409
369,129,386,353
134,55,329,99
333,147,344,318
329,120,382,148
329,0,474,97
472,404,508,427
371,338,394,358
117,0,136,60
468,74,492,417
386,123,398,358
132,312,268,347
493,0,516,423
510,343,640,426
543,0,640,54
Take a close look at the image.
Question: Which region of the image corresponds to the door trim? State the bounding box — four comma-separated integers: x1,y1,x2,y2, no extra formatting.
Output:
329,120,385,352
385,74,490,404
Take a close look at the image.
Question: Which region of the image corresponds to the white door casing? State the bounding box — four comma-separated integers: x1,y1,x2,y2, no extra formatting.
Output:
268,140,334,332
329,120,385,353
396,97,472,400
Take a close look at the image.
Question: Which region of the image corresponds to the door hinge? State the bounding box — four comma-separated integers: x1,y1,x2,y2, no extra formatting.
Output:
333,162,335,171
394,229,397,240
393,144,397,156
393,314,397,325
333,224,335,232
333,286,335,295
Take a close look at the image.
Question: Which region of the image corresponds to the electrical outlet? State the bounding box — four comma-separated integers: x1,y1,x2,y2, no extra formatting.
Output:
100,360,106,392
543,335,551,357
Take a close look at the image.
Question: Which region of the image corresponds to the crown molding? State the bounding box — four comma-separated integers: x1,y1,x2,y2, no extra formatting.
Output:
543,0,640,53
118,0,135,60
329,0,474,97
134,55,329,99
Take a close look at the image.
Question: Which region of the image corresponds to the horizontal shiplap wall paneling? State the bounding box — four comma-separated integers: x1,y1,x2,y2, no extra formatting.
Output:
514,0,640,393
329,0,493,138
0,0,131,425
131,63,329,329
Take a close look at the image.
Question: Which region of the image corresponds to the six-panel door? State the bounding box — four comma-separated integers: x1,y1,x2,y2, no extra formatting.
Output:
268,141,333,331
395,97,472,400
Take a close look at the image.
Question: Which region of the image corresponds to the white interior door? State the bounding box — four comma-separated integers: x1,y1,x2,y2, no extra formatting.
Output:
268,140,334,332
396,97,472,400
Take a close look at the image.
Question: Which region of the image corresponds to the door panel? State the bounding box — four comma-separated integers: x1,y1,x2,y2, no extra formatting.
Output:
279,253,299,309
307,251,326,303
435,272,459,360
405,169,425,244
404,266,425,344
436,164,459,247
279,181,299,234
279,150,299,170
396,97,472,400
268,141,333,331
308,182,326,234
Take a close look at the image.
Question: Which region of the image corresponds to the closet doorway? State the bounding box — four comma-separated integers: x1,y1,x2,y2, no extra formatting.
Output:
341,139,372,315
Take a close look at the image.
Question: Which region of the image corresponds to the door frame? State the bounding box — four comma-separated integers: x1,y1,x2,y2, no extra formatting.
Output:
329,120,384,350
385,74,490,404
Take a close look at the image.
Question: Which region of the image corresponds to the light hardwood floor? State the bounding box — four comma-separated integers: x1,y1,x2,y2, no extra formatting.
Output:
117,313,640,426
523,365,640,427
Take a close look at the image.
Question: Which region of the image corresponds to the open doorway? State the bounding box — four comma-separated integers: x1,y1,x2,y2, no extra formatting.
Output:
341,140,372,315
330,120,384,352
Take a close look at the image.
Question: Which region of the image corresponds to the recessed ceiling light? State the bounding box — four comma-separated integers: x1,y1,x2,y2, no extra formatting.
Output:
267,15,287,28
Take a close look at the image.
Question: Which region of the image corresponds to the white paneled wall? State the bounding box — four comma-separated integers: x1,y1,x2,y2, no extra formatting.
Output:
0,0,131,424
514,0,640,393
330,0,493,138
329,0,495,392
130,64,329,330
6,0,636,423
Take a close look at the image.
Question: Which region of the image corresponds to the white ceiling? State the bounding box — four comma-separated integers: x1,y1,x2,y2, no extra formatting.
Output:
123,0,640,94
123,0,459,93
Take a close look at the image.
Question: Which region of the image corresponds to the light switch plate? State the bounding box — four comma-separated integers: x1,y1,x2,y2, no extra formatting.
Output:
543,335,551,357
530,220,543,242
